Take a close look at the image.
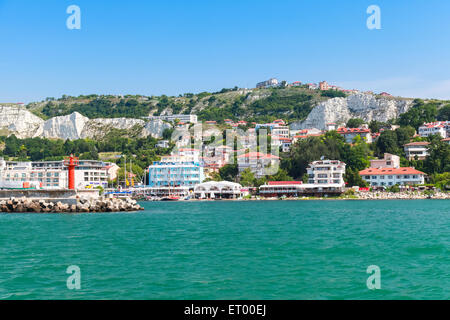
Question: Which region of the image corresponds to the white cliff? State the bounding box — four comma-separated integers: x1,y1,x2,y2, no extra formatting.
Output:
41,112,89,140
141,119,172,139
1,93,413,141
290,93,414,130
0,105,44,138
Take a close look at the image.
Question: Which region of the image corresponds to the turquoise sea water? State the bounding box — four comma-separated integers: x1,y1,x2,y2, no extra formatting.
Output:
0,200,449,300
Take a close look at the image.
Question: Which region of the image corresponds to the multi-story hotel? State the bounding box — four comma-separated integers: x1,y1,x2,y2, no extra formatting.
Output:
147,155,204,188
259,160,347,197
307,160,346,185
0,158,118,189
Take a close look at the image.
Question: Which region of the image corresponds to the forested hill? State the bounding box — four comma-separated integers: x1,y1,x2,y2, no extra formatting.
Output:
25,86,347,124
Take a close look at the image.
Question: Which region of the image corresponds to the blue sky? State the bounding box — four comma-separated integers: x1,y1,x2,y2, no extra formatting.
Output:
1,0,450,103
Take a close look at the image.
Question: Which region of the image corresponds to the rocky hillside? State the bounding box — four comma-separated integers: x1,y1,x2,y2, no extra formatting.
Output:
290,93,414,130
1,87,445,140
0,107,171,140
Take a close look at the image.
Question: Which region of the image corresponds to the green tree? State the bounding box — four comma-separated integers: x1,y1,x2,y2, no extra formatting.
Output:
423,137,450,174
267,168,293,182
240,168,256,187
375,130,401,157
437,104,450,121
398,99,438,129
219,164,239,182
346,118,365,128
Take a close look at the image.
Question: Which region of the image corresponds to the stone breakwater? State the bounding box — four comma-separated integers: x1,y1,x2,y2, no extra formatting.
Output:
356,191,450,200
0,197,144,213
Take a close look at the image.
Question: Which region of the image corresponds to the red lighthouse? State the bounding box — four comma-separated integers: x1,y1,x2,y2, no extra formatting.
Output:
64,155,79,190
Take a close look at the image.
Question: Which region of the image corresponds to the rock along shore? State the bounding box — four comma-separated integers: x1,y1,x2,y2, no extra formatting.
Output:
356,191,450,200
0,196,144,213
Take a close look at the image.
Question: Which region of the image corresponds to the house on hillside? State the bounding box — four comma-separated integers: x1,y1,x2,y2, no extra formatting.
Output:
404,142,430,160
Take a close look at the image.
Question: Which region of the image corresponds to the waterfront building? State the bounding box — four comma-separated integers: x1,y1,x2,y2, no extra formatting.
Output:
337,127,372,143
147,156,204,188
194,181,244,199
307,160,346,186
259,181,304,197
259,159,347,198
404,142,430,160
370,153,400,169
418,121,449,138
0,158,117,190
359,167,426,187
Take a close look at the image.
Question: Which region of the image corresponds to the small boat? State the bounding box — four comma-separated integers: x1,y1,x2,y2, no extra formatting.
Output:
161,196,180,202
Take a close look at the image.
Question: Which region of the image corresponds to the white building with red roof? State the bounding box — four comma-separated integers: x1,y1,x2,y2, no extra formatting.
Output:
418,121,449,138
359,167,425,187
259,181,304,197
337,127,372,143
404,141,430,160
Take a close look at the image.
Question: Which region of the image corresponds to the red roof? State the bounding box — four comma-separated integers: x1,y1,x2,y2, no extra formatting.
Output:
404,142,430,147
442,138,450,141
238,152,280,160
268,181,302,186
337,127,370,134
179,148,199,152
421,121,448,128
293,133,322,139
359,167,425,176
276,137,292,142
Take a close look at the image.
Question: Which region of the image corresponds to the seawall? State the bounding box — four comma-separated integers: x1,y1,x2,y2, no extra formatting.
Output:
0,189,144,213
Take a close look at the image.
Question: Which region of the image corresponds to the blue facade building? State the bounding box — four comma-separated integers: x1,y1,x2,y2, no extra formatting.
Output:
147,158,204,188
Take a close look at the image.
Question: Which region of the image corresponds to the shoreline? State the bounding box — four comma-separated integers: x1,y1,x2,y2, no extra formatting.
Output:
144,192,450,202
